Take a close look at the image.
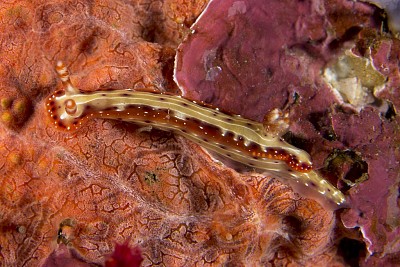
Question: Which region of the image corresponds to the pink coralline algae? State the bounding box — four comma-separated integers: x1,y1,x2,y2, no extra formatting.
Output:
41,244,97,267
105,241,143,267
0,0,399,267
175,0,400,265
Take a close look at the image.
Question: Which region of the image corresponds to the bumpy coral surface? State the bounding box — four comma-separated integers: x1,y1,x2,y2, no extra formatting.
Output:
0,0,399,266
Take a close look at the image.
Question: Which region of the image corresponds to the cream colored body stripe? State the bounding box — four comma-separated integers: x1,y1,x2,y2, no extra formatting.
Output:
61,90,312,164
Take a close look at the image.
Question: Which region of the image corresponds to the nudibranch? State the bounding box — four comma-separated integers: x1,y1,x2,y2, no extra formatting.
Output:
45,62,346,207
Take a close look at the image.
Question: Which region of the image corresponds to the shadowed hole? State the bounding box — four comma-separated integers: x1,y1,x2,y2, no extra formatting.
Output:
308,111,337,141
323,150,368,192
281,215,303,236
282,132,312,152
338,237,366,267
384,101,396,120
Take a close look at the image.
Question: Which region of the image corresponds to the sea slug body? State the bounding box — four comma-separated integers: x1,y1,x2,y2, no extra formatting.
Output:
45,62,346,207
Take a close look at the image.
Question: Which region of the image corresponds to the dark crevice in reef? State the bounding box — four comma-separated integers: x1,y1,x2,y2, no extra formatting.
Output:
383,100,397,121
160,47,180,93
308,111,337,141
371,6,390,34
397,184,400,209
282,132,313,153
338,237,367,267
322,150,369,192
281,215,304,236
328,25,363,51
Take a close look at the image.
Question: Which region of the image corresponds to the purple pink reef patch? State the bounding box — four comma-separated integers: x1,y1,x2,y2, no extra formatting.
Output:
0,0,399,266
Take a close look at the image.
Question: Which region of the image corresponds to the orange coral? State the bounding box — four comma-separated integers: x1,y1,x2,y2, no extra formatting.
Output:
0,0,344,266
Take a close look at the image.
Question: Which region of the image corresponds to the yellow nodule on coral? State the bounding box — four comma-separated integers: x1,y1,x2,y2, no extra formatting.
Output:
1,111,13,123
1,98,12,109
13,99,27,114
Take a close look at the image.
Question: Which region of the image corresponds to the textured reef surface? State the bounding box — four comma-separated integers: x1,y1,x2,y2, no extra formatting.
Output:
0,0,399,266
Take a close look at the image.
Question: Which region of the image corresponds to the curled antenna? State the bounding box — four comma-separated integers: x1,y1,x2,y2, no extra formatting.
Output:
55,61,79,94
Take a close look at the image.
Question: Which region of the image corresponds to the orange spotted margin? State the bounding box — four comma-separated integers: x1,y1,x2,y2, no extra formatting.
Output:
45,61,346,207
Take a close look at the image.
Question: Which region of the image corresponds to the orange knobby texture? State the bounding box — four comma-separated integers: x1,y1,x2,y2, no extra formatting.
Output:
0,0,344,266
0,88,31,130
